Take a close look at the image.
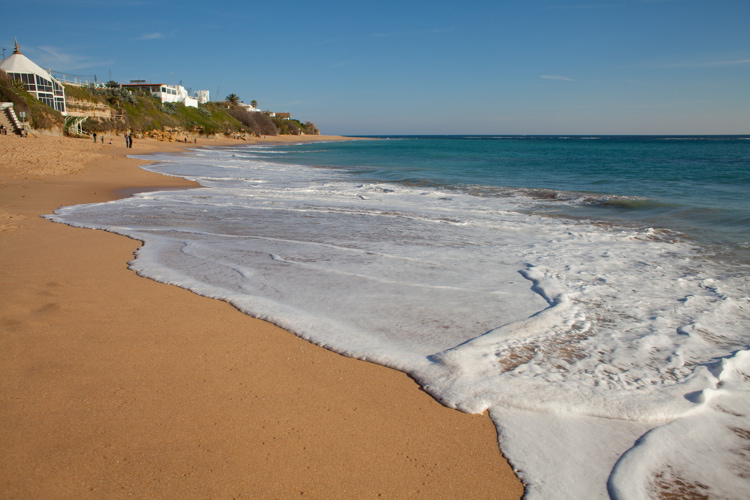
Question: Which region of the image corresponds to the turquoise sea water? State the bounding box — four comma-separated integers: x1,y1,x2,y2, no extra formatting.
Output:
49,135,750,499
272,135,750,258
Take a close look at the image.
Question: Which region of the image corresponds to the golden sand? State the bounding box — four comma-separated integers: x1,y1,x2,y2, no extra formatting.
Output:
0,132,523,498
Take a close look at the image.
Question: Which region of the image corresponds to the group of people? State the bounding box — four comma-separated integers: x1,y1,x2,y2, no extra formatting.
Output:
90,131,132,147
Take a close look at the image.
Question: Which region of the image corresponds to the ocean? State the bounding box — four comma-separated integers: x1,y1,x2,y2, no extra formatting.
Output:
48,136,750,499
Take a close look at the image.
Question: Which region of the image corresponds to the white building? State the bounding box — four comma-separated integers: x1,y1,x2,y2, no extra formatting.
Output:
0,40,67,115
195,90,210,104
237,102,260,113
121,81,201,108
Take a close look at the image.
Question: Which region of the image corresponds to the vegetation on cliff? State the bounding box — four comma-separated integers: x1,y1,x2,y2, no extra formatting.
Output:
0,72,319,137
0,70,64,130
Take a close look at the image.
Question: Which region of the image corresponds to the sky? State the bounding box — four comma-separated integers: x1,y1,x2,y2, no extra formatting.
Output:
3,0,749,135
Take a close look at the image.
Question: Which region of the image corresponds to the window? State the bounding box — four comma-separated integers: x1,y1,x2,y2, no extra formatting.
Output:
36,75,53,93
13,73,37,91
37,92,54,108
6,71,65,112
54,97,65,112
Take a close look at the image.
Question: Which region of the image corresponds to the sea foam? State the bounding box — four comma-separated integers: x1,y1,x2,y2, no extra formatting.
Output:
47,144,750,499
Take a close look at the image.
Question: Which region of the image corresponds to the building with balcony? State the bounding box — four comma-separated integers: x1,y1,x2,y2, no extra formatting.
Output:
0,40,67,115
121,81,207,108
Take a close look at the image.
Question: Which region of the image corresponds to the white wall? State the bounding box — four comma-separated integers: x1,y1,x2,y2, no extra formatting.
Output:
155,85,198,108
183,96,198,108
195,90,210,104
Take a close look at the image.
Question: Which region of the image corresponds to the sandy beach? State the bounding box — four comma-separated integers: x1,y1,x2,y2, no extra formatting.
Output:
0,132,523,498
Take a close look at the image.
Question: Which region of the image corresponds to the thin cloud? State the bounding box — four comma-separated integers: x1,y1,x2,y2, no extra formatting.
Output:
139,33,166,40
704,58,750,66
34,46,114,71
371,27,456,40
317,27,454,47
540,75,575,81
543,3,624,10
640,0,703,3
22,0,148,5
663,58,750,68
545,0,703,9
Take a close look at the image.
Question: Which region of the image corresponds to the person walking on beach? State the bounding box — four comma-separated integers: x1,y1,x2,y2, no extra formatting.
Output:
92,132,97,143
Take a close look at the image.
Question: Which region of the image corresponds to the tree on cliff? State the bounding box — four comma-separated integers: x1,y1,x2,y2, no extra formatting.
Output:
304,121,319,135
227,107,278,136
226,93,240,105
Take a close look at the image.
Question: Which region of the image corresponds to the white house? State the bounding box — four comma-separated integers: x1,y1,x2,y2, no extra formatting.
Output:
237,102,259,113
195,90,210,104
0,40,67,115
121,81,204,108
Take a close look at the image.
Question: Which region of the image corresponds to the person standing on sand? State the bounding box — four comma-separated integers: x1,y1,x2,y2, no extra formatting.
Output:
92,132,97,143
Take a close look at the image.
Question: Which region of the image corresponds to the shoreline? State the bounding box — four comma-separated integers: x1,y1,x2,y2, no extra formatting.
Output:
0,133,523,498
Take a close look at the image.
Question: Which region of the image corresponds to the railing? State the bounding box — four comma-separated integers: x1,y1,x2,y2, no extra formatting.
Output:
64,115,88,137
1,104,24,134
48,70,99,87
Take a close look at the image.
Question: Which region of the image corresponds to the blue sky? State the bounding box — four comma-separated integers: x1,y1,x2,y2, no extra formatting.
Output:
3,0,749,135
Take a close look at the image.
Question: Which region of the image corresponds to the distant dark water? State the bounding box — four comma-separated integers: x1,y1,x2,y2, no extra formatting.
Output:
265,135,750,258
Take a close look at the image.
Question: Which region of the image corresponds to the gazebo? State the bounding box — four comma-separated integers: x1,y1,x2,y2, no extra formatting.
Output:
0,40,67,115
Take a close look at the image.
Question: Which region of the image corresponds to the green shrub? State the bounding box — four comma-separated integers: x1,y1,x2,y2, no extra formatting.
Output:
229,107,278,136
160,102,178,115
